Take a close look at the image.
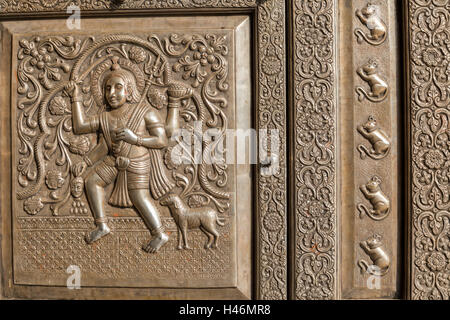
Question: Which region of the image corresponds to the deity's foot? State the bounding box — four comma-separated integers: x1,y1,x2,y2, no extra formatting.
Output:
85,225,111,244
143,232,169,253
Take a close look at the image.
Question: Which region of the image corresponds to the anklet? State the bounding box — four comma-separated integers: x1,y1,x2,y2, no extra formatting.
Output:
95,217,108,224
150,226,165,236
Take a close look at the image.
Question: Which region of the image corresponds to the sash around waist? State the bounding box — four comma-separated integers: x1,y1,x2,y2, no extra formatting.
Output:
103,152,151,171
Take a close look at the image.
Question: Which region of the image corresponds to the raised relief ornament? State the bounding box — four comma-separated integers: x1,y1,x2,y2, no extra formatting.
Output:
14,32,237,288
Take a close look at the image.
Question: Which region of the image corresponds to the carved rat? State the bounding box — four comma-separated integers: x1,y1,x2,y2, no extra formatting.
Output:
356,59,389,103
357,116,391,160
357,175,390,221
358,234,390,276
355,4,387,46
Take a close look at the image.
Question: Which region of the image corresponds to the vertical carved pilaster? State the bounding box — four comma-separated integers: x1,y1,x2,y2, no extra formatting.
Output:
406,0,450,300
291,0,337,300
256,0,288,300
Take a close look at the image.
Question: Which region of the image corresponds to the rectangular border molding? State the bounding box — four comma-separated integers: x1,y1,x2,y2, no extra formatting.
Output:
290,0,338,300
0,0,287,300
405,0,450,300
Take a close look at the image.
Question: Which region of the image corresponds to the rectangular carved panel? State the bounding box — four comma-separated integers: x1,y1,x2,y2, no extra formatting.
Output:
256,0,287,300
0,1,289,300
339,0,402,299
291,0,338,300
2,15,254,297
406,0,450,300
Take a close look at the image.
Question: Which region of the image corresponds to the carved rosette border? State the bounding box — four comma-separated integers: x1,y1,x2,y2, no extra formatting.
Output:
0,0,287,300
292,0,337,300
256,0,287,300
407,0,450,300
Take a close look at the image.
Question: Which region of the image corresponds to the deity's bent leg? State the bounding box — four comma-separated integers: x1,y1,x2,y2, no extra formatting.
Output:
129,189,169,253
85,172,111,243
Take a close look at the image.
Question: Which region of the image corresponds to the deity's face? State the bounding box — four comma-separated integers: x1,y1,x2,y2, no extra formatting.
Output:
105,76,128,109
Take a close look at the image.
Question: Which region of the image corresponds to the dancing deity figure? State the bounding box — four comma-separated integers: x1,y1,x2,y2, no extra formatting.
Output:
66,57,173,253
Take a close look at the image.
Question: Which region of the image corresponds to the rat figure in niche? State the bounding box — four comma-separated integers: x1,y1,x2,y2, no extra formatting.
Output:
355,3,387,46
358,234,390,276
357,116,391,160
357,175,390,221
356,59,389,103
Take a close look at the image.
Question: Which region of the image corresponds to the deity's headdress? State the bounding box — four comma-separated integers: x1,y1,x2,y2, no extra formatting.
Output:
91,56,145,109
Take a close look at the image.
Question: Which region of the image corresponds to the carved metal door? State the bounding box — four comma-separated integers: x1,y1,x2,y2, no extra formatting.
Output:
0,0,448,300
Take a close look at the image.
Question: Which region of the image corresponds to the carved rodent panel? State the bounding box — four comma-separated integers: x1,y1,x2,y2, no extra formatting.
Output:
7,16,252,289
339,0,401,299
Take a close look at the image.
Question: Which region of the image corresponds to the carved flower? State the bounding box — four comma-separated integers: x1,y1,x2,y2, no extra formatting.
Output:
303,28,327,46
164,146,183,170
263,290,283,300
306,200,327,217
69,136,91,156
19,39,70,90
193,45,216,66
261,56,282,76
307,113,329,130
49,96,68,115
24,196,44,215
422,48,443,67
128,46,147,64
45,170,65,190
263,212,283,232
424,150,445,169
426,252,447,272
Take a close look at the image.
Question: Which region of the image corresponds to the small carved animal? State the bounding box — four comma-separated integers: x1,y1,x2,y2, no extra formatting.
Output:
358,234,390,276
357,176,390,221
160,193,225,250
355,4,387,46
357,116,391,160
356,59,389,103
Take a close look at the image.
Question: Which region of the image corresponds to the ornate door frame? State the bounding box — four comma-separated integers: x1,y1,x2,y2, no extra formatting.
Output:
0,0,448,300
0,0,288,300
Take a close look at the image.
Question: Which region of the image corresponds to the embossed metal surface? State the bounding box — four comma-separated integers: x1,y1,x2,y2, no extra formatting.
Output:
406,0,450,301
339,0,401,299
0,0,447,301
0,1,288,300
291,0,337,300
12,24,237,288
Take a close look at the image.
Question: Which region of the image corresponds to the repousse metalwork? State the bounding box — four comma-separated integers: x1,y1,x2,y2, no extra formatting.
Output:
292,0,337,300
407,0,450,300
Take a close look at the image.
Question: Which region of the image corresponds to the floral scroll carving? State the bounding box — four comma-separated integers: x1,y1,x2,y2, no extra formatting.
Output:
16,34,231,220
2,0,288,300
257,0,287,300
408,0,450,300
292,0,337,300
14,32,237,286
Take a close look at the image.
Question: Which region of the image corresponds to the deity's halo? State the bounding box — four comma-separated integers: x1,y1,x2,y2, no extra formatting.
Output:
90,56,145,110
